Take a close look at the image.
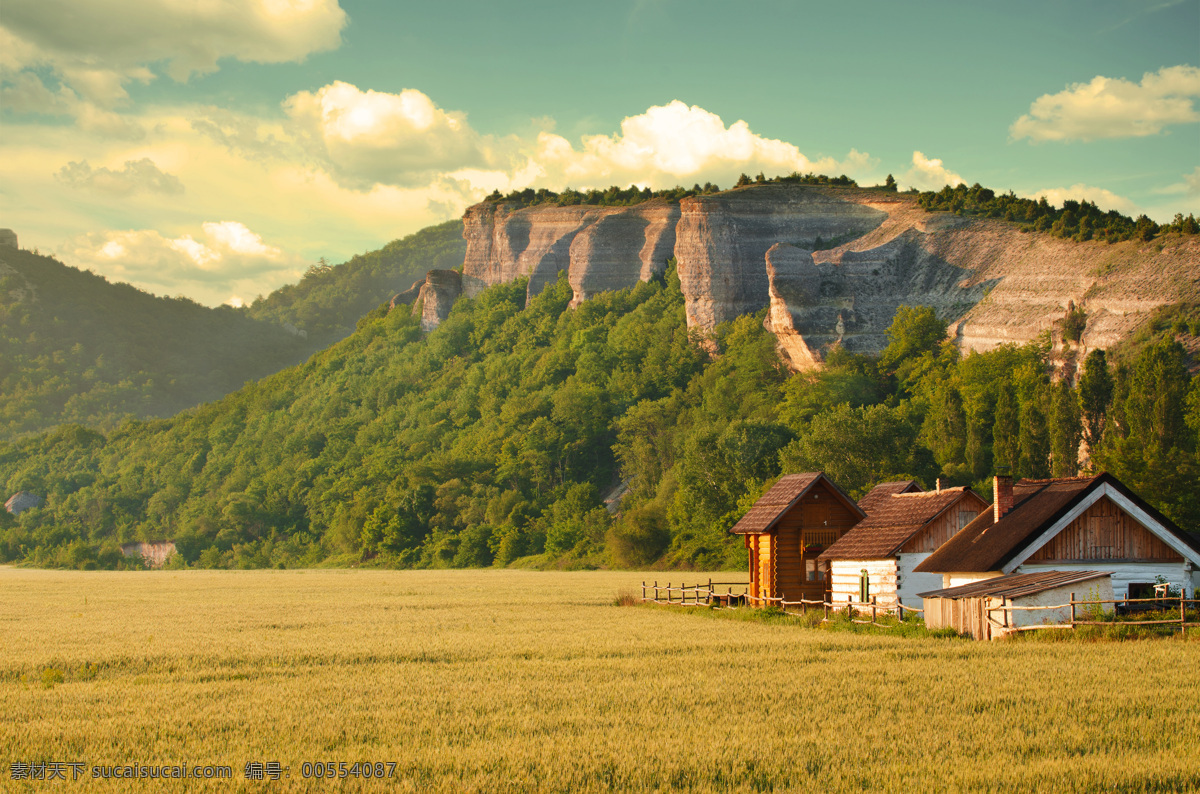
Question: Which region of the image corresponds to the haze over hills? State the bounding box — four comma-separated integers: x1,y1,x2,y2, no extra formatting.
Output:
0,222,464,442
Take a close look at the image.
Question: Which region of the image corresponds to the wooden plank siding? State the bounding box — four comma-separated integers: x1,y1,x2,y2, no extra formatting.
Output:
899,494,988,554
746,481,860,603
830,559,898,611
1026,496,1185,563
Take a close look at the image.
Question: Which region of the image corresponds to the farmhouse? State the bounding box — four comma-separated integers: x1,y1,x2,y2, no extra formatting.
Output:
915,472,1200,599
817,484,989,612
730,472,864,605
919,570,1115,640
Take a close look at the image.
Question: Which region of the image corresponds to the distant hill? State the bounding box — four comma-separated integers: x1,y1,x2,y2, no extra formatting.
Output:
243,220,465,348
0,220,466,441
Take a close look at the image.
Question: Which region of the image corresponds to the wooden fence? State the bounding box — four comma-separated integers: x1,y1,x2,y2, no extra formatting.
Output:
986,591,1199,637
640,580,921,629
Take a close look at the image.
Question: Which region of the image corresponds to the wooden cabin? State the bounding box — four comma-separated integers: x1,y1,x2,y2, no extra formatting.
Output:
919,570,1115,640
818,484,989,612
729,473,865,605
916,472,1200,599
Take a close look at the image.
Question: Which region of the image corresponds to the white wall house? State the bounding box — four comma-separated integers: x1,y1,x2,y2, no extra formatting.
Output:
916,473,1200,600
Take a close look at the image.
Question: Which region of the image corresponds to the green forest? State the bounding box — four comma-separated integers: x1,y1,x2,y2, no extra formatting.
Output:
2,262,1197,571
0,222,465,442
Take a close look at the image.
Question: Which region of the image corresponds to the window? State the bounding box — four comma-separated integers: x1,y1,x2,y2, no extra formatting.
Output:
805,559,825,582
859,569,869,603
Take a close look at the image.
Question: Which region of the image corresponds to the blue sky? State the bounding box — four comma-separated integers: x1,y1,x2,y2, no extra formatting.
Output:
2,0,1197,305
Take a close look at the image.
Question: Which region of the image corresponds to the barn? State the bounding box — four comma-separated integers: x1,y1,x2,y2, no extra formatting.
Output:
817,484,989,612
919,570,1115,640
916,472,1200,599
729,473,864,606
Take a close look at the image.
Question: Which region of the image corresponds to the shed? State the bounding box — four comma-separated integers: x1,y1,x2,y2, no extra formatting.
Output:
919,570,1114,640
916,472,1200,599
729,472,864,605
818,485,988,612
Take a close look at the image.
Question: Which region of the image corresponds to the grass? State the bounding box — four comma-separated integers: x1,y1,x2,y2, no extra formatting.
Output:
3,568,1200,792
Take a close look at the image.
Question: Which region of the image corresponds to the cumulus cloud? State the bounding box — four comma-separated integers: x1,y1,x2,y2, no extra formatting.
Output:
283,81,491,188
1154,166,1200,197
56,158,183,196
1024,184,1137,214
1011,65,1200,142
63,222,305,306
1,0,346,133
527,101,874,189
901,151,965,191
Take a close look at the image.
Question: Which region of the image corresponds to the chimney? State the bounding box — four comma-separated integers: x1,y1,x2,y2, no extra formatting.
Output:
993,468,1013,523
936,478,942,492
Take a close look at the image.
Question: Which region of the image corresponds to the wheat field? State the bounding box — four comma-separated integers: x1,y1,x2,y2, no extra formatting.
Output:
2,568,1199,792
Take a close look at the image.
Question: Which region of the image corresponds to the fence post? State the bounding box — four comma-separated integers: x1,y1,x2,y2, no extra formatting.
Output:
642,581,646,602
871,595,877,625
1182,590,1187,638
1070,593,1075,630
654,580,658,602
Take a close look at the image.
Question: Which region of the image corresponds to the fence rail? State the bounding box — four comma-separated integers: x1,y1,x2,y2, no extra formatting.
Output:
642,581,1198,638
985,591,1199,637
640,580,921,630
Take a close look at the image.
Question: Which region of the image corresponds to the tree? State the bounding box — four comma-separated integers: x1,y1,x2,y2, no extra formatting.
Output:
1018,381,1051,479
1077,349,1112,454
880,306,946,371
884,174,897,191
993,385,1019,474
1049,380,1081,477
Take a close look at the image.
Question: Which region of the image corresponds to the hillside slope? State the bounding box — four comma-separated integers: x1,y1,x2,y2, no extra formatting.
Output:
0,222,465,441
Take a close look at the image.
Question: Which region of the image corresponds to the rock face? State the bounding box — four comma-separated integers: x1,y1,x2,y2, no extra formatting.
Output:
119,541,177,568
4,492,42,514
675,186,888,330
432,185,1200,365
461,201,678,307
413,269,463,332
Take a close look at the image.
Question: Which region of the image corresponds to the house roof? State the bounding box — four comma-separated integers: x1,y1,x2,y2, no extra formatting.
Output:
914,472,1200,574
857,480,920,514
817,487,977,561
729,472,865,535
917,570,1112,600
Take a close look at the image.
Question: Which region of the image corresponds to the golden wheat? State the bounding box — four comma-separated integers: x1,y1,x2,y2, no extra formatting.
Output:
2,568,1198,792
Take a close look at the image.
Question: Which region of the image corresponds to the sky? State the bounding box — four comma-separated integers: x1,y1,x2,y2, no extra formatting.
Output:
1,0,1198,307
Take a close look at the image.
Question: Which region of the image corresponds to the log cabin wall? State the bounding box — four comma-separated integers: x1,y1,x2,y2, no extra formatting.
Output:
899,492,990,554
767,482,860,602
1026,496,1185,563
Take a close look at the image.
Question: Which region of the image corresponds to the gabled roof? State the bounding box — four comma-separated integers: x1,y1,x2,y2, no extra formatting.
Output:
729,472,865,535
916,570,1113,600
817,487,979,561
856,480,920,514
914,472,1200,574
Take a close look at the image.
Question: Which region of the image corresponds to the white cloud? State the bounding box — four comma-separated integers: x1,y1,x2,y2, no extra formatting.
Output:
525,101,874,189
1024,184,1137,214
1,0,346,134
901,151,965,191
56,158,183,196
63,222,305,305
1154,166,1200,196
282,81,492,188
1011,65,1200,142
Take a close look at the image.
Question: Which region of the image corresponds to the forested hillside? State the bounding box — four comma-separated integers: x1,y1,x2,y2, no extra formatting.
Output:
243,220,465,347
2,266,1196,570
0,246,309,441
0,222,464,442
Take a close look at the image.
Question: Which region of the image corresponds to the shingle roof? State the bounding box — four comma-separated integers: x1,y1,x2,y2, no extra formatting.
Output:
817,488,975,560
916,570,1112,600
914,472,1200,574
857,480,920,514
729,472,864,535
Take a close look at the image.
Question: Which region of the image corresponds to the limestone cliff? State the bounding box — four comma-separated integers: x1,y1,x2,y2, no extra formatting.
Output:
412,269,463,332
432,185,1200,368
461,201,678,306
